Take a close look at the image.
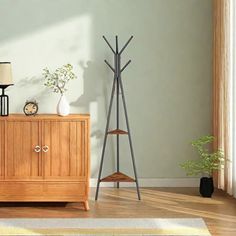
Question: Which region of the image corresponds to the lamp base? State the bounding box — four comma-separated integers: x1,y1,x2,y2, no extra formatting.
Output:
0,84,13,116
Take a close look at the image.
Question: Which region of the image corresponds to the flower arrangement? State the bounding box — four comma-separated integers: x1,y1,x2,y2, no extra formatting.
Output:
43,64,77,94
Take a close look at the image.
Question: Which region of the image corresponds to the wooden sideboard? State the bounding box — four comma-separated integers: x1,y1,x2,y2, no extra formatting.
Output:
0,114,90,210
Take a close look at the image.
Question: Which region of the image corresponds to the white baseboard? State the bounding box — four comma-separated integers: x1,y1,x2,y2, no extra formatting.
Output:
90,178,199,187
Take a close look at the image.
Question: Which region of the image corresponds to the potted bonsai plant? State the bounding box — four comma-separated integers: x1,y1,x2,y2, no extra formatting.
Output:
43,64,77,116
180,135,224,198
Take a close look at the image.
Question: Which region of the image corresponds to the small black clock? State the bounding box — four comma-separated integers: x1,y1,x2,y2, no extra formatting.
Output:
23,100,38,116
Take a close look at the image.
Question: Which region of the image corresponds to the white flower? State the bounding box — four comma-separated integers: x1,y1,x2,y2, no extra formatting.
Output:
43,64,77,94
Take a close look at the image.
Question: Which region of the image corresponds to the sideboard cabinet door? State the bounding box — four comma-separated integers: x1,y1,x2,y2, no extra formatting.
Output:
0,121,5,179
5,121,42,180
42,121,88,181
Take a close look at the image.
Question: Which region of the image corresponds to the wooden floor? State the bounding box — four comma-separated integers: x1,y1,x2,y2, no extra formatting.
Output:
0,188,235,235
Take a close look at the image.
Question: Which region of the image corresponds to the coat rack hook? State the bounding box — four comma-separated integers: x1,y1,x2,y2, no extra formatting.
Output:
102,36,115,54
119,36,133,54
104,60,115,72
121,60,131,73
115,35,118,53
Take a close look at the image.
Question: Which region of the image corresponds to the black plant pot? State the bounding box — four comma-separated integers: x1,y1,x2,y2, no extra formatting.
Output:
199,177,214,198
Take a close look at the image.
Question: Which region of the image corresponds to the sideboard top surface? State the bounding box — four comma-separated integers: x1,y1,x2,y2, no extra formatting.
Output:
0,114,90,121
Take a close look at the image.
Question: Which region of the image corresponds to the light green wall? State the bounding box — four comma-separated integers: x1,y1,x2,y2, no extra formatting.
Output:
0,0,212,178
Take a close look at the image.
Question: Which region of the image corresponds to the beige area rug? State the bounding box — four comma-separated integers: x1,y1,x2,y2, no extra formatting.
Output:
0,218,211,235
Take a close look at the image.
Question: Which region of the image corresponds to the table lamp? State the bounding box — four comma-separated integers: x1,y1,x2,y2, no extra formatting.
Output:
0,62,13,116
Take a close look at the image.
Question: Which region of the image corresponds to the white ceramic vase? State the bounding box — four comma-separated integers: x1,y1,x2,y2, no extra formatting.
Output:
57,94,70,116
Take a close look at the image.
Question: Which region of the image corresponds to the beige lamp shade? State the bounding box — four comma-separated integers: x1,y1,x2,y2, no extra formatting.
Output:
0,62,13,85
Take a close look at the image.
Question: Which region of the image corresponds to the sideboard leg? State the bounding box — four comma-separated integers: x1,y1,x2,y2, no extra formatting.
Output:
83,201,90,211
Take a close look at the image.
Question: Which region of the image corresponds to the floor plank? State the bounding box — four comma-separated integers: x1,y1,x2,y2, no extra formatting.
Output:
0,188,234,236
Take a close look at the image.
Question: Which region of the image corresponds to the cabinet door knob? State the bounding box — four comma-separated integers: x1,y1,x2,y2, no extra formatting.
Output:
34,145,41,153
42,145,49,153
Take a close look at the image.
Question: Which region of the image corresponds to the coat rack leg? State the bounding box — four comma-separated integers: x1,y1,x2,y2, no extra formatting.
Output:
119,77,141,200
116,50,120,189
116,76,120,189
95,78,116,200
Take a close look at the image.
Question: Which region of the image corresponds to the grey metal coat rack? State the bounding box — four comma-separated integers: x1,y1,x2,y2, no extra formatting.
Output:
95,36,141,200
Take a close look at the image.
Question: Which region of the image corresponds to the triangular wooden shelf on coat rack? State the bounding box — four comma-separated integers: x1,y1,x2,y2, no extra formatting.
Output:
95,36,141,201
107,129,128,135
100,172,135,182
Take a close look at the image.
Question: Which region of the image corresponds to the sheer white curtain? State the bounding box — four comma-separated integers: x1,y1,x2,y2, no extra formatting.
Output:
230,0,236,197
213,0,235,196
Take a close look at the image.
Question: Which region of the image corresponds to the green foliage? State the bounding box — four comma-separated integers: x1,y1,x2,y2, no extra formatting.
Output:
180,135,224,177
43,64,77,94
